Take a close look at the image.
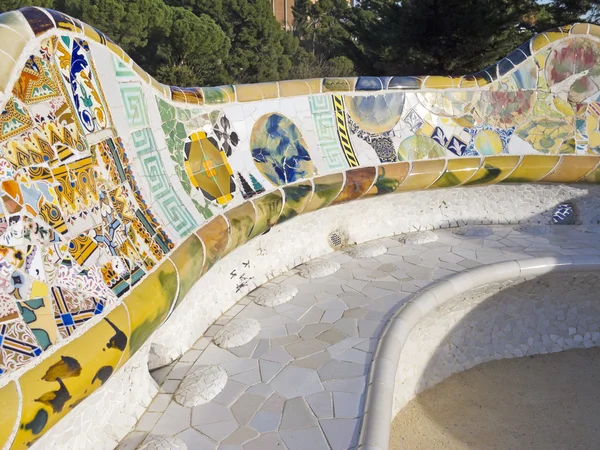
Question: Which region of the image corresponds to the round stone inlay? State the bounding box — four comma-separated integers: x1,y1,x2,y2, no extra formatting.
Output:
139,435,188,449
453,226,493,237
213,318,261,349
254,284,299,307
298,260,341,279
174,365,228,407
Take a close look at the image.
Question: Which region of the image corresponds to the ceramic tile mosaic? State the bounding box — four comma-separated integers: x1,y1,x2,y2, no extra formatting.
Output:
0,5,599,449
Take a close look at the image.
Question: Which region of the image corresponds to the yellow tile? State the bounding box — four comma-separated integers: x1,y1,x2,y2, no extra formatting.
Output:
195,215,230,273
430,157,482,188
202,85,234,104
331,167,377,204
250,191,284,238
589,24,600,39
279,80,311,97
569,23,590,35
0,53,15,92
132,62,150,84
224,202,256,253
83,23,103,44
459,76,479,89
236,82,278,102
367,162,411,195
465,155,522,185
0,24,28,61
423,76,456,89
279,181,314,223
531,33,551,52
305,78,322,94
106,40,126,61
14,305,130,449
397,160,445,191
322,78,356,92
539,155,600,183
304,173,344,213
0,381,19,447
125,260,177,355
170,234,205,308
0,10,33,41
502,155,560,183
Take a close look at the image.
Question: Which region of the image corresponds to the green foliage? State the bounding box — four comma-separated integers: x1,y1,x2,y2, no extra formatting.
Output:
1,0,600,85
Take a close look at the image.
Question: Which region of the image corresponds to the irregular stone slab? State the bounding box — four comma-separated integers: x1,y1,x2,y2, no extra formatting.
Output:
347,244,387,258
174,365,227,407
514,224,552,235
214,318,261,349
254,284,299,307
139,436,188,450
453,226,493,237
298,261,341,279
398,230,438,245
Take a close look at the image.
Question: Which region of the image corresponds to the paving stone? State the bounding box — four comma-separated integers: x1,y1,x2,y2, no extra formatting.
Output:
318,360,368,381
342,308,368,319
321,309,344,323
290,351,332,370
251,339,271,358
316,328,347,344
116,431,147,450
151,402,191,435
335,348,371,365
320,418,361,450
299,323,332,340
333,392,363,418
230,367,261,385
231,393,265,425
280,426,330,450
270,366,324,398
249,411,281,433
279,397,317,430
192,402,234,427
261,393,286,414
177,428,217,450
147,394,171,412
243,432,286,450
270,334,301,347
323,376,367,394
247,383,274,397
259,360,284,383
195,420,239,442
193,343,237,367
136,412,162,432
261,347,293,363
212,380,247,407
285,339,329,358
306,391,334,419
221,427,259,445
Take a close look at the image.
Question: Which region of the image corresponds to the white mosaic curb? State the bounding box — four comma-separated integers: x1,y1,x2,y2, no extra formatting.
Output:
138,435,188,449
358,255,600,450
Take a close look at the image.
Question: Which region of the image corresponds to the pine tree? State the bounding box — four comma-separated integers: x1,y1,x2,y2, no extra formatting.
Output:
249,174,265,195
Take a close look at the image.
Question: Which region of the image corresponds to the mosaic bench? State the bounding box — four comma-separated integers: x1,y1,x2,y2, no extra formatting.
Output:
0,7,599,449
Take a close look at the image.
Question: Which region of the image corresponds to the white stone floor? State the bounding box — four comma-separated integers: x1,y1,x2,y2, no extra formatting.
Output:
116,225,600,450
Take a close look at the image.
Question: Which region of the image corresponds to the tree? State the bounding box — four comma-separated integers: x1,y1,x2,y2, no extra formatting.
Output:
166,0,297,83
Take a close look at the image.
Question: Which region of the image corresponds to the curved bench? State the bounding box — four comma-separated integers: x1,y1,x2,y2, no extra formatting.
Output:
0,6,599,449
359,255,600,449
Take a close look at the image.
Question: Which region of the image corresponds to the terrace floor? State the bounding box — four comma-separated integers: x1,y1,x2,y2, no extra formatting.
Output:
115,225,600,450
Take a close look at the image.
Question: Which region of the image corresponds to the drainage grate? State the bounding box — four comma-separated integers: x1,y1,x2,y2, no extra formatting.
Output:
328,229,348,250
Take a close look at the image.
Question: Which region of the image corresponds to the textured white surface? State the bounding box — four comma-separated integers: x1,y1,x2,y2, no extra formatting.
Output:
174,365,228,407
347,244,388,258
37,184,600,450
121,225,600,450
253,284,299,307
213,318,261,349
394,272,600,413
